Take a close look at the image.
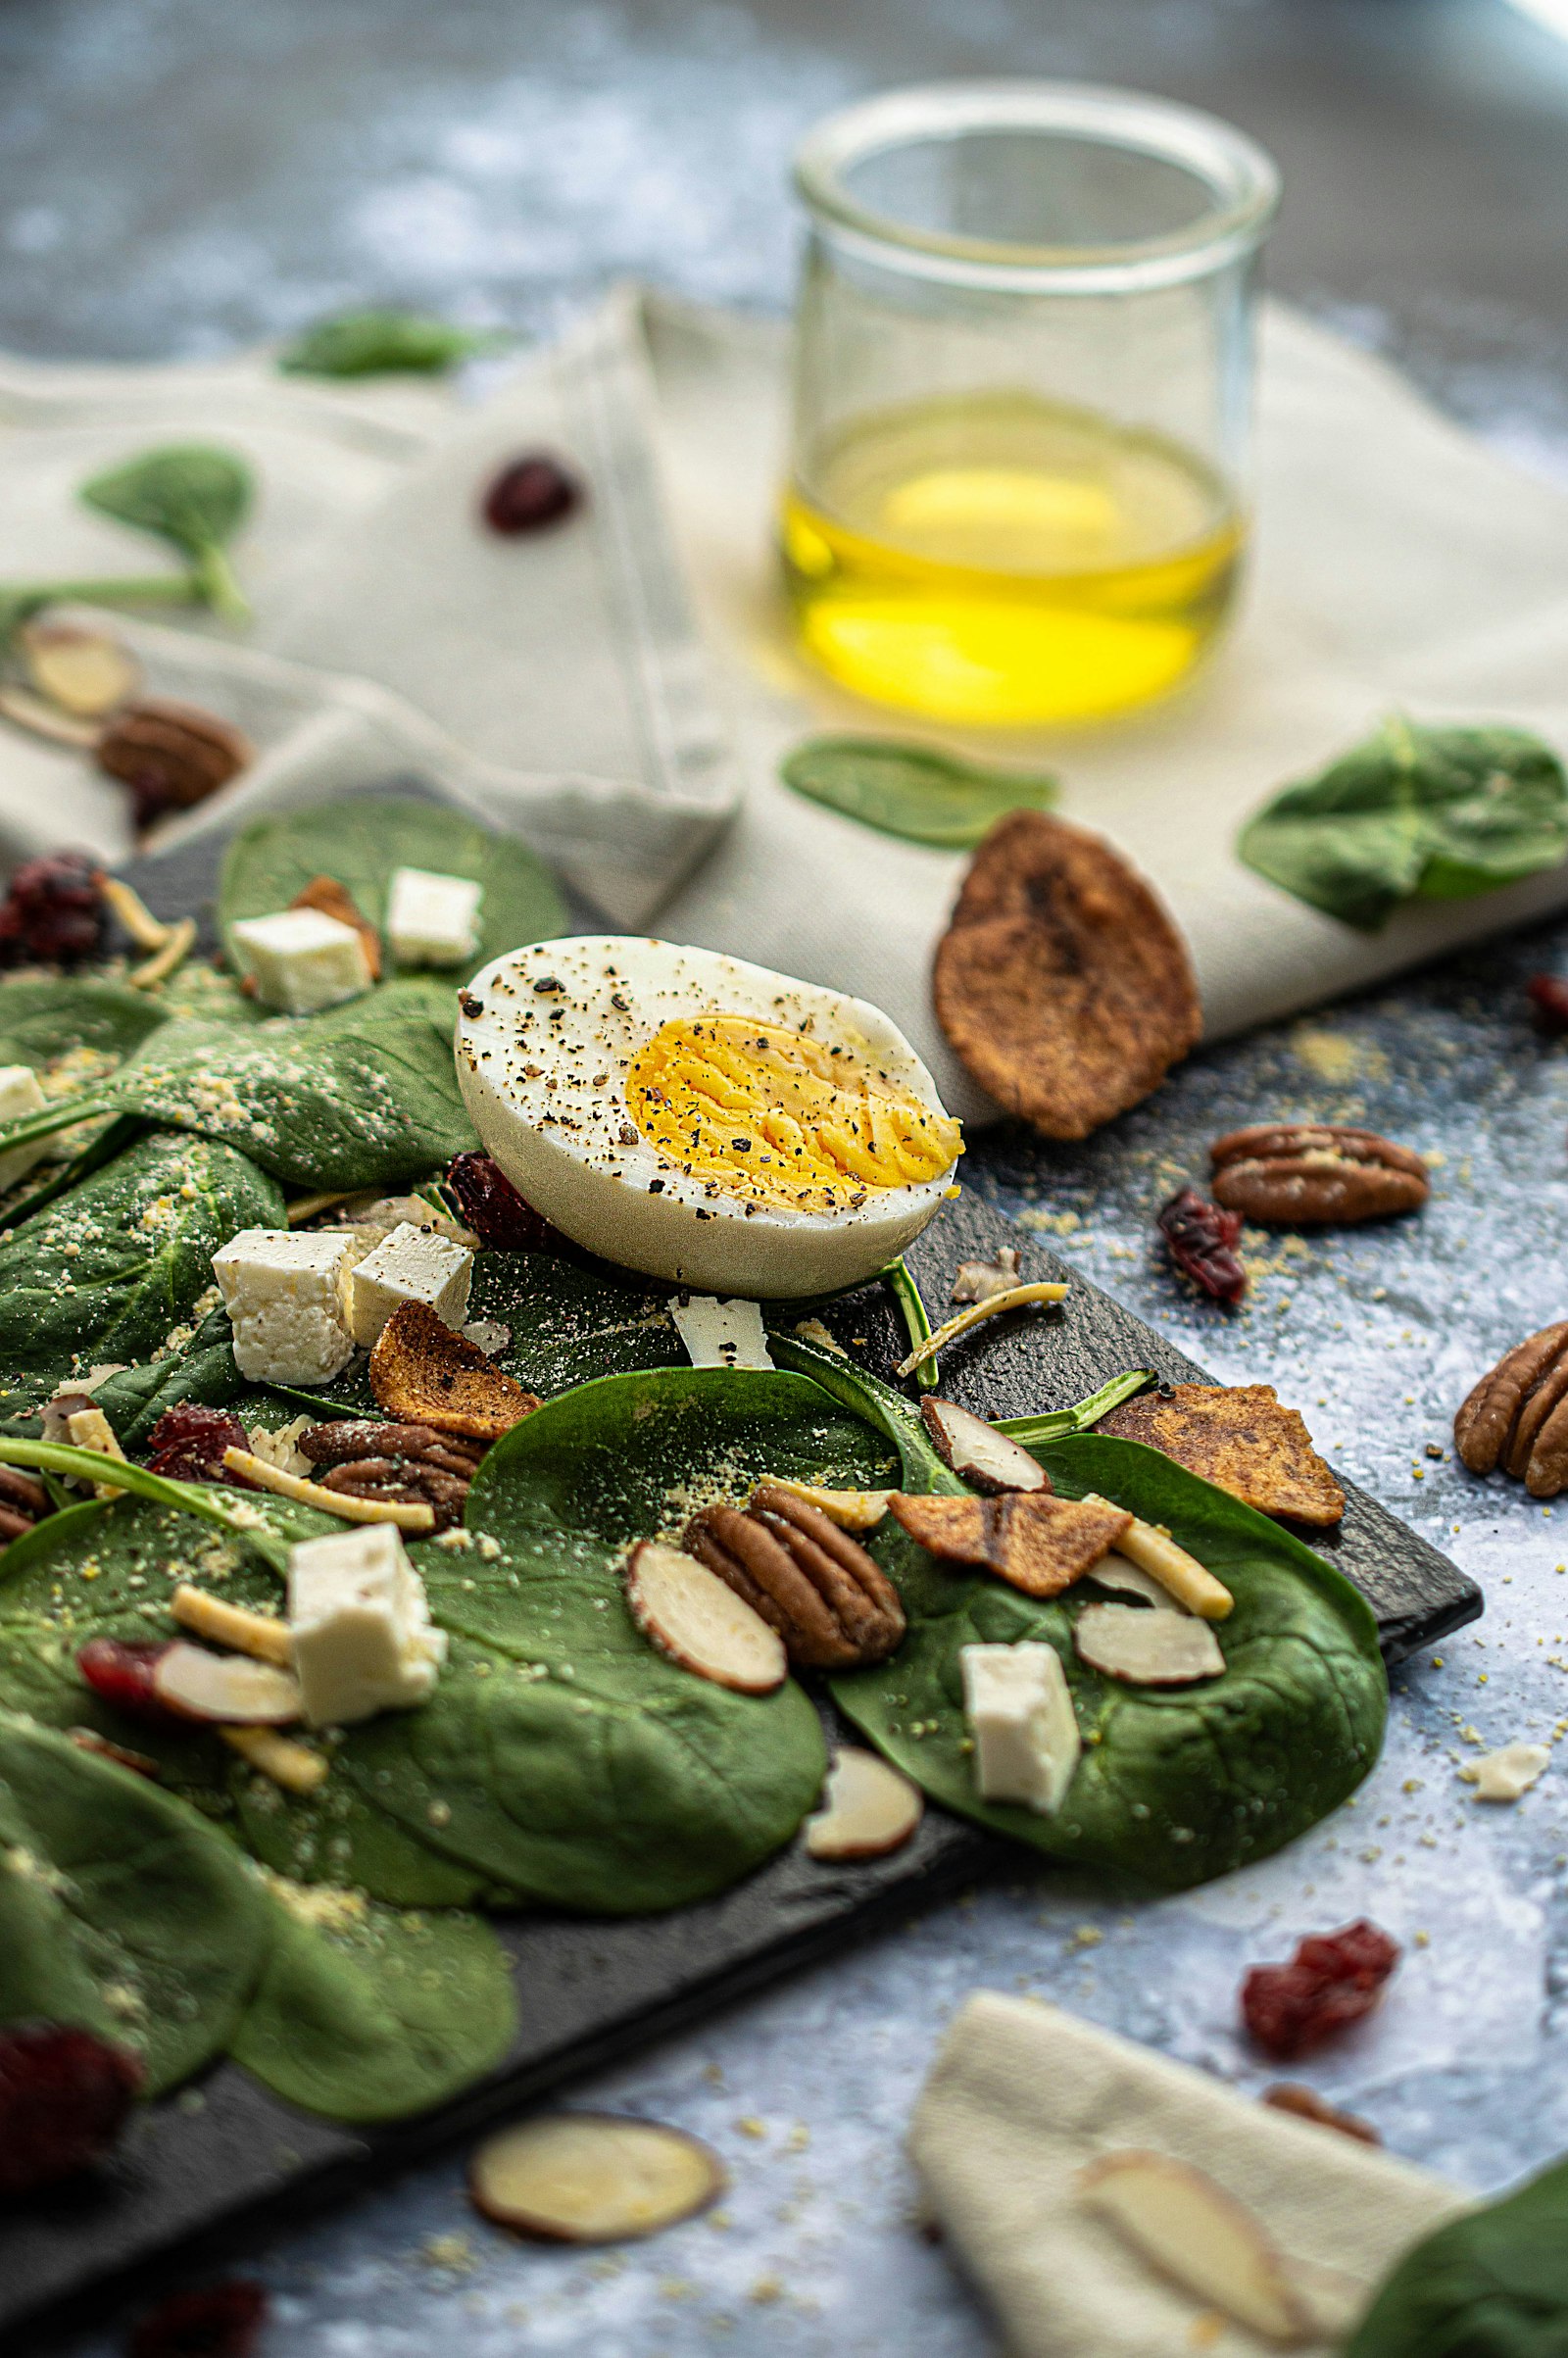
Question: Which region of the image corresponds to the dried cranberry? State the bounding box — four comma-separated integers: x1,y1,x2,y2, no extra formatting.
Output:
1528,973,1568,1035
441,1151,562,1251
0,2021,143,2194
482,452,581,535
0,853,107,967
1242,1919,1400,2059
1157,1186,1247,1306
76,1636,172,1723
128,2282,269,2358
145,1404,252,1484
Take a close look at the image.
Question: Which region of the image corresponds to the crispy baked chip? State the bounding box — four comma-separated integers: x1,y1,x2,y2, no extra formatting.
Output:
933,811,1200,1140
1098,1382,1345,1527
368,1300,538,1441
888,1490,1130,1598
290,874,382,979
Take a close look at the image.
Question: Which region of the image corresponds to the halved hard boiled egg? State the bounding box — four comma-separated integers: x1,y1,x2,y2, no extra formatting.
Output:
454,937,963,1298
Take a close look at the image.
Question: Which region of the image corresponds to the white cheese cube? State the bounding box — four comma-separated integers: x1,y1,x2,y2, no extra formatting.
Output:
348,1220,474,1348
669,1295,774,1371
386,867,482,968
0,1063,47,1193
287,1523,447,1728
960,1641,1080,1816
212,1228,357,1385
229,907,373,1014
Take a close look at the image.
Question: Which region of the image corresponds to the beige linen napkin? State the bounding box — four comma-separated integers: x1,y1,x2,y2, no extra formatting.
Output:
908,1992,1467,2357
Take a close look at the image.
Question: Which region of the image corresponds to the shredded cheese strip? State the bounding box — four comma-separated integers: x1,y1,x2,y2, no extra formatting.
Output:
129,914,196,990
755,1477,893,1531
66,1405,126,1499
1082,1495,1233,1620
221,1448,435,1533
220,1725,328,1794
895,1282,1068,1378
171,1582,293,1667
96,872,173,952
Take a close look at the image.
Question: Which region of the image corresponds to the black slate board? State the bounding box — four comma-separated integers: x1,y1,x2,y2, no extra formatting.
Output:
2,789,1480,2345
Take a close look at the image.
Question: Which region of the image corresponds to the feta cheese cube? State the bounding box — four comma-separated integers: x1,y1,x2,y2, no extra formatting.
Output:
669,1295,774,1371
212,1228,357,1385
960,1641,1080,1816
0,1063,47,1193
386,867,482,968
348,1220,474,1348
229,907,374,1014
287,1523,448,1728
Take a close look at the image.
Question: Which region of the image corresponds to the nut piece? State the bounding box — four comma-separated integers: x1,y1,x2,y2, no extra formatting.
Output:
369,1301,540,1442
951,1247,1021,1303
920,1397,1048,1495
806,1746,923,1860
1097,1383,1345,1528
152,1643,304,1726
934,811,1201,1140
625,1540,787,1695
1077,2151,1313,2344
754,1476,892,1531
290,876,382,980
888,1490,1130,1598
21,621,139,717
1072,1601,1226,1686
685,1484,906,1670
1454,1320,1568,1497
1209,1124,1429,1227
468,2114,723,2242
96,698,252,827
297,1418,486,1532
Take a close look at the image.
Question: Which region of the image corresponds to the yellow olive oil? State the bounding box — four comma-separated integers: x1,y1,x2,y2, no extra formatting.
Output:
781,392,1243,726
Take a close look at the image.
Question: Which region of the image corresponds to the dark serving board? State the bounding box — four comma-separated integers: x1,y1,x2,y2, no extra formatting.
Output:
3,789,1480,2347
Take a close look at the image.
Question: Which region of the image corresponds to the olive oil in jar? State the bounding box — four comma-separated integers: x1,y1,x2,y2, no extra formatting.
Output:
781,391,1243,726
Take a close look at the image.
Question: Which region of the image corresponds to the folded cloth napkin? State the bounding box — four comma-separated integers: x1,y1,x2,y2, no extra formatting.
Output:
6,285,1568,1113
908,1992,1467,2357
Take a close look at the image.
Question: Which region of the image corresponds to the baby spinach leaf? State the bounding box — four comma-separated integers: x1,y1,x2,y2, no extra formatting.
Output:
1347,2155,1568,2357
831,1431,1387,1891
1237,718,1568,931
0,1714,271,2092
278,311,504,377
781,735,1058,850
218,796,564,988
80,444,252,623
0,975,168,1073
230,1892,515,2122
0,1128,282,1381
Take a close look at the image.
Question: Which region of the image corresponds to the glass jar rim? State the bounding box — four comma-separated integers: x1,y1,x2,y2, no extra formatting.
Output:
794,80,1280,291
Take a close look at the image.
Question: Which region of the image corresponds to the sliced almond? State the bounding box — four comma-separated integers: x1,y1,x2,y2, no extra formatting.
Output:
625,1541,786,1695
895,1282,1068,1380
153,1642,304,1725
1073,1602,1225,1687
1088,1552,1190,1612
170,1583,294,1668
1082,1496,1233,1620
754,1476,892,1531
1077,2151,1313,2344
469,2114,725,2243
21,620,139,716
220,1725,329,1793
920,1398,1047,1495
806,1747,923,1860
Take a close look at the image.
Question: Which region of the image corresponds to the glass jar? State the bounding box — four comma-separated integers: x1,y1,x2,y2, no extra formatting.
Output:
781,81,1280,728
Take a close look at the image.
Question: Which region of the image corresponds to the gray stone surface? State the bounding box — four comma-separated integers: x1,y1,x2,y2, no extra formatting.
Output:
11,0,1568,2348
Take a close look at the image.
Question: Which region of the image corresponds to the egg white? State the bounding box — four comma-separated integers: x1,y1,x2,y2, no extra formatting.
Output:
453,936,960,1298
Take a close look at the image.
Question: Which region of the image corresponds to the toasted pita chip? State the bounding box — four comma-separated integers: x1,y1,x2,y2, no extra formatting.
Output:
1097,1383,1345,1527
368,1300,539,1441
934,812,1200,1141
291,874,382,979
888,1490,1130,1597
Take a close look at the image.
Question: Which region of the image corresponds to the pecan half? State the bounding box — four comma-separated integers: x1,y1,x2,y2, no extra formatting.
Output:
1209,1124,1428,1226
0,1461,47,1544
297,1419,488,1530
1454,1322,1568,1497
683,1484,905,1670
96,699,252,829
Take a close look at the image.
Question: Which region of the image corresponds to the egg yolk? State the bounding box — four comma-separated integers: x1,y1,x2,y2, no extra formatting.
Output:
626,1014,962,1213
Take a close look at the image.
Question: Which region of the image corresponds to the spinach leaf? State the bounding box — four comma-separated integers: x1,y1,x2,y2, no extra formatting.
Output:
0,1714,271,2092
230,1892,515,2122
831,1430,1387,1891
80,445,253,624
1237,718,1568,931
218,796,564,988
0,975,168,1072
278,311,503,377
0,1129,282,1381
0,979,477,1192
781,736,1058,850
1348,2157,1568,2357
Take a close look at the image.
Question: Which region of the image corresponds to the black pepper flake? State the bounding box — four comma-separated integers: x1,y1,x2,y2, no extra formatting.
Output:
532,976,564,995
459,991,485,1019
649,1180,664,1194
610,993,630,1011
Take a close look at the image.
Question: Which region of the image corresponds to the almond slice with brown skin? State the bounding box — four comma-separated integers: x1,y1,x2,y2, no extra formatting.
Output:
152,1643,304,1726
1086,1554,1190,1612
920,1398,1048,1495
625,1541,787,1695
1077,2151,1314,2343
806,1747,924,1860
1073,1602,1225,1686
21,620,139,717
469,2115,725,2242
